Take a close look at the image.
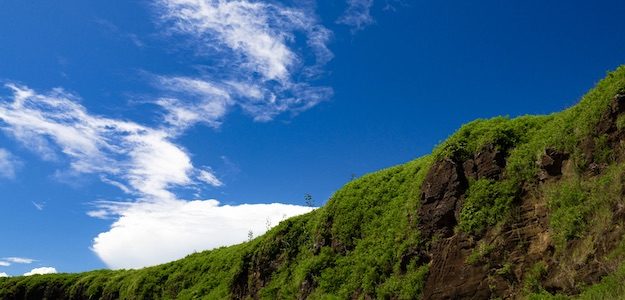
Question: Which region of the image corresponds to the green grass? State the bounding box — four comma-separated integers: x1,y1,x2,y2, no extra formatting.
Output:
0,157,434,299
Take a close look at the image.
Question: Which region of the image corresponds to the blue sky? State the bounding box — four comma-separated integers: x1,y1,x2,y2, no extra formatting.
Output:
1,0,625,276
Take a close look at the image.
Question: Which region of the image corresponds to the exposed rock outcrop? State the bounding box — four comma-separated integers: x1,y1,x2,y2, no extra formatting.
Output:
464,144,508,180
419,158,468,238
419,144,509,239
419,94,625,300
422,234,492,300
419,145,513,299
538,148,570,181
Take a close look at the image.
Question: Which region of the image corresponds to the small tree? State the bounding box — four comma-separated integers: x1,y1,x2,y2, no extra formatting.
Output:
304,193,314,207
247,230,254,241
265,218,272,230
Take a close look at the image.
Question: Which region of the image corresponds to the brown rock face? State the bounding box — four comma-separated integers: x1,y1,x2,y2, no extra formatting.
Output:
417,95,625,299
419,145,507,239
422,234,492,300
418,145,513,299
419,158,468,238
473,144,507,180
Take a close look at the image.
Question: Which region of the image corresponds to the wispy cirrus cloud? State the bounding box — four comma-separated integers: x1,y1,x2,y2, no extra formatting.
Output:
153,76,231,131
32,201,45,211
0,148,20,179
0,84,202,201
152,0,333,126
337,0,375,32
156,0,332,81
0,256,35,267
4,257,34,264
95,18,145,48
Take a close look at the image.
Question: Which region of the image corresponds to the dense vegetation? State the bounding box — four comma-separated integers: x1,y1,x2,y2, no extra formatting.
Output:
2,66,625,299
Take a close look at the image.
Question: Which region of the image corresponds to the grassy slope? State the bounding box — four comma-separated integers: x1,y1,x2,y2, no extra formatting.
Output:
1,66,625,299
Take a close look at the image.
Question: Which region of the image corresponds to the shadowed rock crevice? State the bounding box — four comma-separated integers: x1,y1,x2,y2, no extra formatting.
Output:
538,148,570,181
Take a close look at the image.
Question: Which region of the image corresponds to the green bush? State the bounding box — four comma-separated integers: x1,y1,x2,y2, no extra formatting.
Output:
458,179,517,235
547,181,590,245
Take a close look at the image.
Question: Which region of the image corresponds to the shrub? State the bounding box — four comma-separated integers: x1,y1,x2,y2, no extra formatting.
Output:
458,179,517,235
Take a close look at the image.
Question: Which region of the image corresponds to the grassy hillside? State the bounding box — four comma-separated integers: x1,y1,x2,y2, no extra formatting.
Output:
2,66,625,299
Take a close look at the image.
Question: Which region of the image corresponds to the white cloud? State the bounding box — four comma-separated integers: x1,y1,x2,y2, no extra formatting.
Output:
92,200,313,269
0,84,217,201
0,148,20,179
0,272,8,277
154,0,333,124
4,257,34,264
32,201,45,211
0,261,9,267
154,76,231,131
337,0,375,31
158,0,306,82
24,267,57,276
197,169,223,187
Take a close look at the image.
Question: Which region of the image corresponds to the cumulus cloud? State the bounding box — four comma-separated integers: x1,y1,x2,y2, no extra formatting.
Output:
0,148,20,179
92,200,313,269
0,261,9,267
337,0,375,31
153,0,333,125
23,267,57,276
0,272,8,277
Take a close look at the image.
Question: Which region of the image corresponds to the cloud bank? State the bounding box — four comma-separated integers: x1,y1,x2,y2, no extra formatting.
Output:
93,200,313,269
